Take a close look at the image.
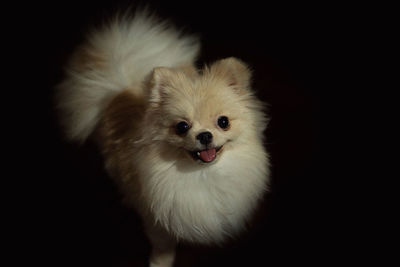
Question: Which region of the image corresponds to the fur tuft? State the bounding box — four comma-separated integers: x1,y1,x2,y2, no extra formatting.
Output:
56,11,200,142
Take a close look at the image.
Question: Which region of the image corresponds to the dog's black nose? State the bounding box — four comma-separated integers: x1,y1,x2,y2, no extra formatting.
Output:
196,131,213,145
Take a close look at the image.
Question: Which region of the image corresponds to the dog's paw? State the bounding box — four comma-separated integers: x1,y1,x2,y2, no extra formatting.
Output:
149,248,175,267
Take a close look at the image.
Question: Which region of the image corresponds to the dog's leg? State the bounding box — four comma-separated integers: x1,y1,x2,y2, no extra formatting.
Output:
145,223,176,267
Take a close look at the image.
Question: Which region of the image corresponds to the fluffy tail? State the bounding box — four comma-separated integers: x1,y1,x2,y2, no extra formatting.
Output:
56,11,200,143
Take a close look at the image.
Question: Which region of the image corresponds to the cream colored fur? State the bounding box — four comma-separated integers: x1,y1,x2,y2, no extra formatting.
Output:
56,11,270,267
56,12,199,142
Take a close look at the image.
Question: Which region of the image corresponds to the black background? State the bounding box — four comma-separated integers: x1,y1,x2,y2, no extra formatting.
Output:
8,0,365,266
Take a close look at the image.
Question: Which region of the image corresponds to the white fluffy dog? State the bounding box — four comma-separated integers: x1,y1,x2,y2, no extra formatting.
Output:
56,11,270,267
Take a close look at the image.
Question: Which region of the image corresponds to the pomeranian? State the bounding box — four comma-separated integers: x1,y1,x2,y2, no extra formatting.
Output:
56,11,270,267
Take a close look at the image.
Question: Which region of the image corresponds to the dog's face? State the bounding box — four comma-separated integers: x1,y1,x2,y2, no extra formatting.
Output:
146,58,266,164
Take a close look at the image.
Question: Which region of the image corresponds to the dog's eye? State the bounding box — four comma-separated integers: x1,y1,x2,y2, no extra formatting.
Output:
176,121,190,135
217,116,230,130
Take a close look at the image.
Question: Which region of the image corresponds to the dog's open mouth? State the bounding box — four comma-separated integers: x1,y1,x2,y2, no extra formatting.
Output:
190,146,223,163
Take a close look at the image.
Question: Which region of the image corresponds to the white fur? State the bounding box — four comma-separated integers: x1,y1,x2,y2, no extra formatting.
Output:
56,12,199,142
133,142,268,244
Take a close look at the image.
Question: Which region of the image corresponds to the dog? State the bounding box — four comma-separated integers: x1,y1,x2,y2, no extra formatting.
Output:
56,11,270,267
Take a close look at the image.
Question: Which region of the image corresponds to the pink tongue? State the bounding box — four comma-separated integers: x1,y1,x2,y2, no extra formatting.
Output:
199,148,216,162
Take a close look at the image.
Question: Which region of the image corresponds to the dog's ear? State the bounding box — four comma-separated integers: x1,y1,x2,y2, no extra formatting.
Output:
148,67,175,104
179,64,199,77
210,57,252,93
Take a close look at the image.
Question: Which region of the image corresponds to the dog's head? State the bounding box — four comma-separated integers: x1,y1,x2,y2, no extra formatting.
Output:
145,58,267,164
